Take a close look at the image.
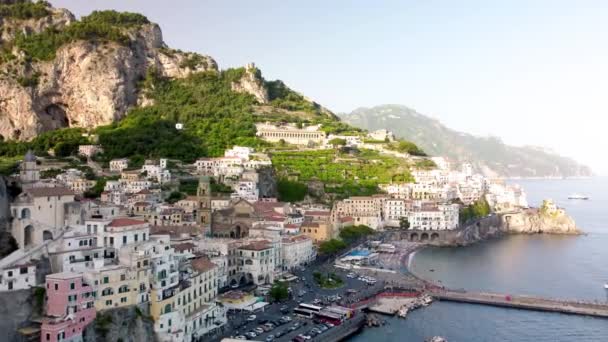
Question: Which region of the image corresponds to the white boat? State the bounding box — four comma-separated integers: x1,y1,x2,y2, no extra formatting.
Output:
568,194,589,200
604,283,608,289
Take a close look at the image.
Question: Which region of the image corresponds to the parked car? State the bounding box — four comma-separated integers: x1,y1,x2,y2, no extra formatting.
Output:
235,336,247,340
254,327,265,334
265,335,275,342
246,315,257,321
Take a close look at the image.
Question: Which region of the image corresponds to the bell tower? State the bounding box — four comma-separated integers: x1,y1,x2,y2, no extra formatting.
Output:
20,150,40,185
197,176,212,227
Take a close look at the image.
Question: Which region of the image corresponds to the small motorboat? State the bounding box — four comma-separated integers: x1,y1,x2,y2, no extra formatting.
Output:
604,283,608,289
429,269,435,272
568,194,589,200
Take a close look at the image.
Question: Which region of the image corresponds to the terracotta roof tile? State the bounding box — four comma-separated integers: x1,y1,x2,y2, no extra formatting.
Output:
191,257,216,273
26,187,74,197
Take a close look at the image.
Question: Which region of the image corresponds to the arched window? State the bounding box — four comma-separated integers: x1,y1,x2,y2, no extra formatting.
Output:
102,288,113,296
21,208,31,219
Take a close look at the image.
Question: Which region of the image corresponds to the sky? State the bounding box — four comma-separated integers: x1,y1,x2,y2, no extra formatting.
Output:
50,0,608,174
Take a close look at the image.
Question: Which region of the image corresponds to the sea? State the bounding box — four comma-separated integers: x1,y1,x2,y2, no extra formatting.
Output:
351,177,608,342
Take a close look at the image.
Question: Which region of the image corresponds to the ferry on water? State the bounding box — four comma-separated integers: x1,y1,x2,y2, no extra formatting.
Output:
567,194,589,200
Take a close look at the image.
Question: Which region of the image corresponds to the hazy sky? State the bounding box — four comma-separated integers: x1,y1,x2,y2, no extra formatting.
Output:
50,0,608,174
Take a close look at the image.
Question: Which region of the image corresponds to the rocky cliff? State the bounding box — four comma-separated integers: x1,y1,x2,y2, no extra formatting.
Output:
84,305,156,342
414,206,581,247
503,208,580,235
230,63,269,104
0,2,217,140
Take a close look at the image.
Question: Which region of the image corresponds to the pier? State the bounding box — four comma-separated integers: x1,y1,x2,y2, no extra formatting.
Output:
430,290,608,318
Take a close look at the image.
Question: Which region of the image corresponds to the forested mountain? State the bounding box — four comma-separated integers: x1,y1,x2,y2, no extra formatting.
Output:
340,105,592,178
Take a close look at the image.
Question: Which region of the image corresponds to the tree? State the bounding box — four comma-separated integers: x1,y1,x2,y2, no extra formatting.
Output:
166,191,185,204
269,281,289,302
339,225,373,243
328,138,347,147
319,239,347,255
399,217,410,230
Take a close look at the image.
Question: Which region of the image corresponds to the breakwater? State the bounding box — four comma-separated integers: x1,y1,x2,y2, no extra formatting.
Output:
430,290,608,318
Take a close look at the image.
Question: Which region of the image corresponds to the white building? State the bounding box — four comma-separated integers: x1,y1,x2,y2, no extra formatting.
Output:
78,145,103,158
238,240,276,285
281,235,314,271
231,181,259,202
383,199,414,227
102,218,150,251
0,263,37,291
408,203,459,231
224,146,254,161
110,159,129,172
367,129,395,142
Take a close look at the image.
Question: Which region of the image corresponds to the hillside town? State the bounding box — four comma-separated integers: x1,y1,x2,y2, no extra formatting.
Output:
0,122,533,342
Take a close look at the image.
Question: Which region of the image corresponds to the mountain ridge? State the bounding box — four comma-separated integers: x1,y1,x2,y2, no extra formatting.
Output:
340,104,592,178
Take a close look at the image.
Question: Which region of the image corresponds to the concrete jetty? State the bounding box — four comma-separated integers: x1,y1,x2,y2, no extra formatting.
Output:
431,290,608,318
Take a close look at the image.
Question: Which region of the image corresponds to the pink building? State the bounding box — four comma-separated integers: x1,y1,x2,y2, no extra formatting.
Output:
41,272,96,342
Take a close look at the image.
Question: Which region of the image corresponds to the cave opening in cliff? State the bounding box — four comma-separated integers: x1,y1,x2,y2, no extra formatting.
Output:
41,103,70,129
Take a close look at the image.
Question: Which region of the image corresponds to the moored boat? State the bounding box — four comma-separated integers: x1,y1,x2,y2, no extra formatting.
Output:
568,194,589,200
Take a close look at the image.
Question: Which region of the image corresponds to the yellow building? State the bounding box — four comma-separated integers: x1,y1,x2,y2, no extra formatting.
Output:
300,220,334,242
85,264,146,311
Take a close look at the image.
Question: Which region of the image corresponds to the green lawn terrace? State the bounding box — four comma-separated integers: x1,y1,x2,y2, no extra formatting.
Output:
270,148,417,199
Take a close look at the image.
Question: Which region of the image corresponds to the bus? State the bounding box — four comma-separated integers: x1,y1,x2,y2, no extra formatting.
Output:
314,310,343,325
298,303,322,313
293,308,315,318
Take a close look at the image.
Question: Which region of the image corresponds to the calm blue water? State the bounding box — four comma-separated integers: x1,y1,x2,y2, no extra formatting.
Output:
352,177,608,342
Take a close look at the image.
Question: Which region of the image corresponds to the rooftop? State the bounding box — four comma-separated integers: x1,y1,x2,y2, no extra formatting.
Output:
239,241,271,251
108,218,147,227
46,272,82,280
26,187,74,198
191,257,216,273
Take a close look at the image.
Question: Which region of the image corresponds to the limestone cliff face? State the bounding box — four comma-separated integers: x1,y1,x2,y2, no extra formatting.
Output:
503,208,580,235
231,63,269,104
0,9,217,140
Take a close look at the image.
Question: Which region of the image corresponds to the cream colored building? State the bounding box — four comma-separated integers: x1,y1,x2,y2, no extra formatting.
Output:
10,186,75,248
255,123,325,145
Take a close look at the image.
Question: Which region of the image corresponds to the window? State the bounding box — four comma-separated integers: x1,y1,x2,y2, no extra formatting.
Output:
122,236,127,244
134,234,138,242
121,297,127,303
54,283,58,291
120,274,126,281
105,300,112,306
20,267,28,274
103,276,109,284
7,271,12,277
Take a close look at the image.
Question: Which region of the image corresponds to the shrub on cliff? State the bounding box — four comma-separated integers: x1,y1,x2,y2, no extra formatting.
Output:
10,10,149,61
0,1,50,20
